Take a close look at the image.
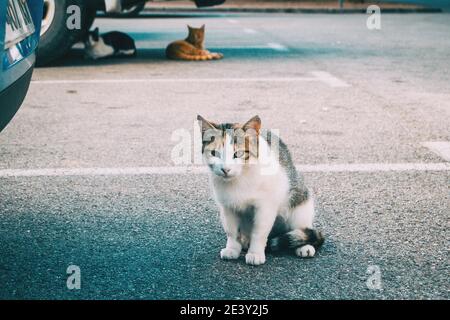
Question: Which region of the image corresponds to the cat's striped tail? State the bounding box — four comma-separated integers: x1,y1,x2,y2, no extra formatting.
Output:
269,228,324,253
170,52,223,61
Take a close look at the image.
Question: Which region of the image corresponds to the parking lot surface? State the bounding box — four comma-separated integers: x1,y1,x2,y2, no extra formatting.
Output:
0,13,449,299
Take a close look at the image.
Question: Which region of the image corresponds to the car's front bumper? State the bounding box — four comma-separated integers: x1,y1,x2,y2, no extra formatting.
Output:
0,0,42,132
0,60,34,132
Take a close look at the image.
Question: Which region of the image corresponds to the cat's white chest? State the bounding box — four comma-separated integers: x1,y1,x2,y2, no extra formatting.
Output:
211,168,289,210
213,179,257,208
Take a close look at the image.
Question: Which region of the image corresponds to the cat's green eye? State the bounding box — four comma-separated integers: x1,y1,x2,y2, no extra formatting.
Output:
211,150,220,157
233,150,245,159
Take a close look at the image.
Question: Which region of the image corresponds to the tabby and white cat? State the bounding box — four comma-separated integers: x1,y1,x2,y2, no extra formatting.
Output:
198,115,324,266
166,25,223,61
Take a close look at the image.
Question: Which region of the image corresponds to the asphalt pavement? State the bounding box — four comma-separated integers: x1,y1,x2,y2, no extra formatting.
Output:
0,12,449,299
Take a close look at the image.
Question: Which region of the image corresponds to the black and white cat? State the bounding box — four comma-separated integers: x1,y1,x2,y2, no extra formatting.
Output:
198,115,324,266
84,28,136,60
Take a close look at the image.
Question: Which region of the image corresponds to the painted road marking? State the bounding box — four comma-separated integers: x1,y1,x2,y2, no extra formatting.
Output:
422,141,450,161
297,163,450,172
267,42,289,52
311,71,351,88
243,28,258,34
0,163,448,178
227,18,238,24
31,72,350,88
32,77,317,84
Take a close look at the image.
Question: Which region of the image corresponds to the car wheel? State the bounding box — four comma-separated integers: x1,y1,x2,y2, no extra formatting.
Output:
107,2,146,17
37,0,96,66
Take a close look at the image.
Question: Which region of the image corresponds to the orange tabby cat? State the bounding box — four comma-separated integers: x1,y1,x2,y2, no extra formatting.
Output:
166,25,223,61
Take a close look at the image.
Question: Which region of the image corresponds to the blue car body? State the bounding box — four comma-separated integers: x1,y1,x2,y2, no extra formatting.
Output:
0,0,43,132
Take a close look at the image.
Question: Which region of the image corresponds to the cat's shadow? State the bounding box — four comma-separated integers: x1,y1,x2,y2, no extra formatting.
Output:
39,45,341,68
96,13,233,19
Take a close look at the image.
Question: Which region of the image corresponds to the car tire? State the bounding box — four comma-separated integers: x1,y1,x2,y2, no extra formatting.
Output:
107,2,146,18
36,0,96,66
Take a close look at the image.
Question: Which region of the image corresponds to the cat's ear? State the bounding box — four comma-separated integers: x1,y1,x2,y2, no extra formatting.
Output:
201,24,205,30
92,27,99,41
243,115,261,134
197,115,217,134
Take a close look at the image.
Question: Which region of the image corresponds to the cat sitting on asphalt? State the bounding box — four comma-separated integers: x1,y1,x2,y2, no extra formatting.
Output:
197,115,324,266
166,25,223,61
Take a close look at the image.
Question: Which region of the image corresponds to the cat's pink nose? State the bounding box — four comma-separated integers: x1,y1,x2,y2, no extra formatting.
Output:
221,168,231,175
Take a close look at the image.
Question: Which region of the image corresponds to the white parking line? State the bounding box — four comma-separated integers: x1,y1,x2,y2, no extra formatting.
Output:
31,72,350,88
32,77,317,84
266,42,289,52
227,18,238,24
0,163,448,178
422,141,450,161
297,163,450,172
310,71,351,88
243,28,258,34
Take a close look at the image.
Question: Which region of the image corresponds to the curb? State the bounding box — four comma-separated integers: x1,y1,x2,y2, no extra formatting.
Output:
141,7,443,14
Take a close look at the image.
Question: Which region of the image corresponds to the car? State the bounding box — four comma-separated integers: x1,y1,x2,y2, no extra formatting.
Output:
37,0,226,66
104,1,147,17
0,0,43,132
104,0,227,17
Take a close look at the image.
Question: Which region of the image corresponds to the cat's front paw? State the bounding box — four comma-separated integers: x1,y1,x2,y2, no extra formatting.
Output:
295,245,316,258
220,248,240,260
245,252,266,266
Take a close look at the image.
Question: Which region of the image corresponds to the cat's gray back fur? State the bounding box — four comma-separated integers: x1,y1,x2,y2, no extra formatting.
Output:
261,130,310,208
